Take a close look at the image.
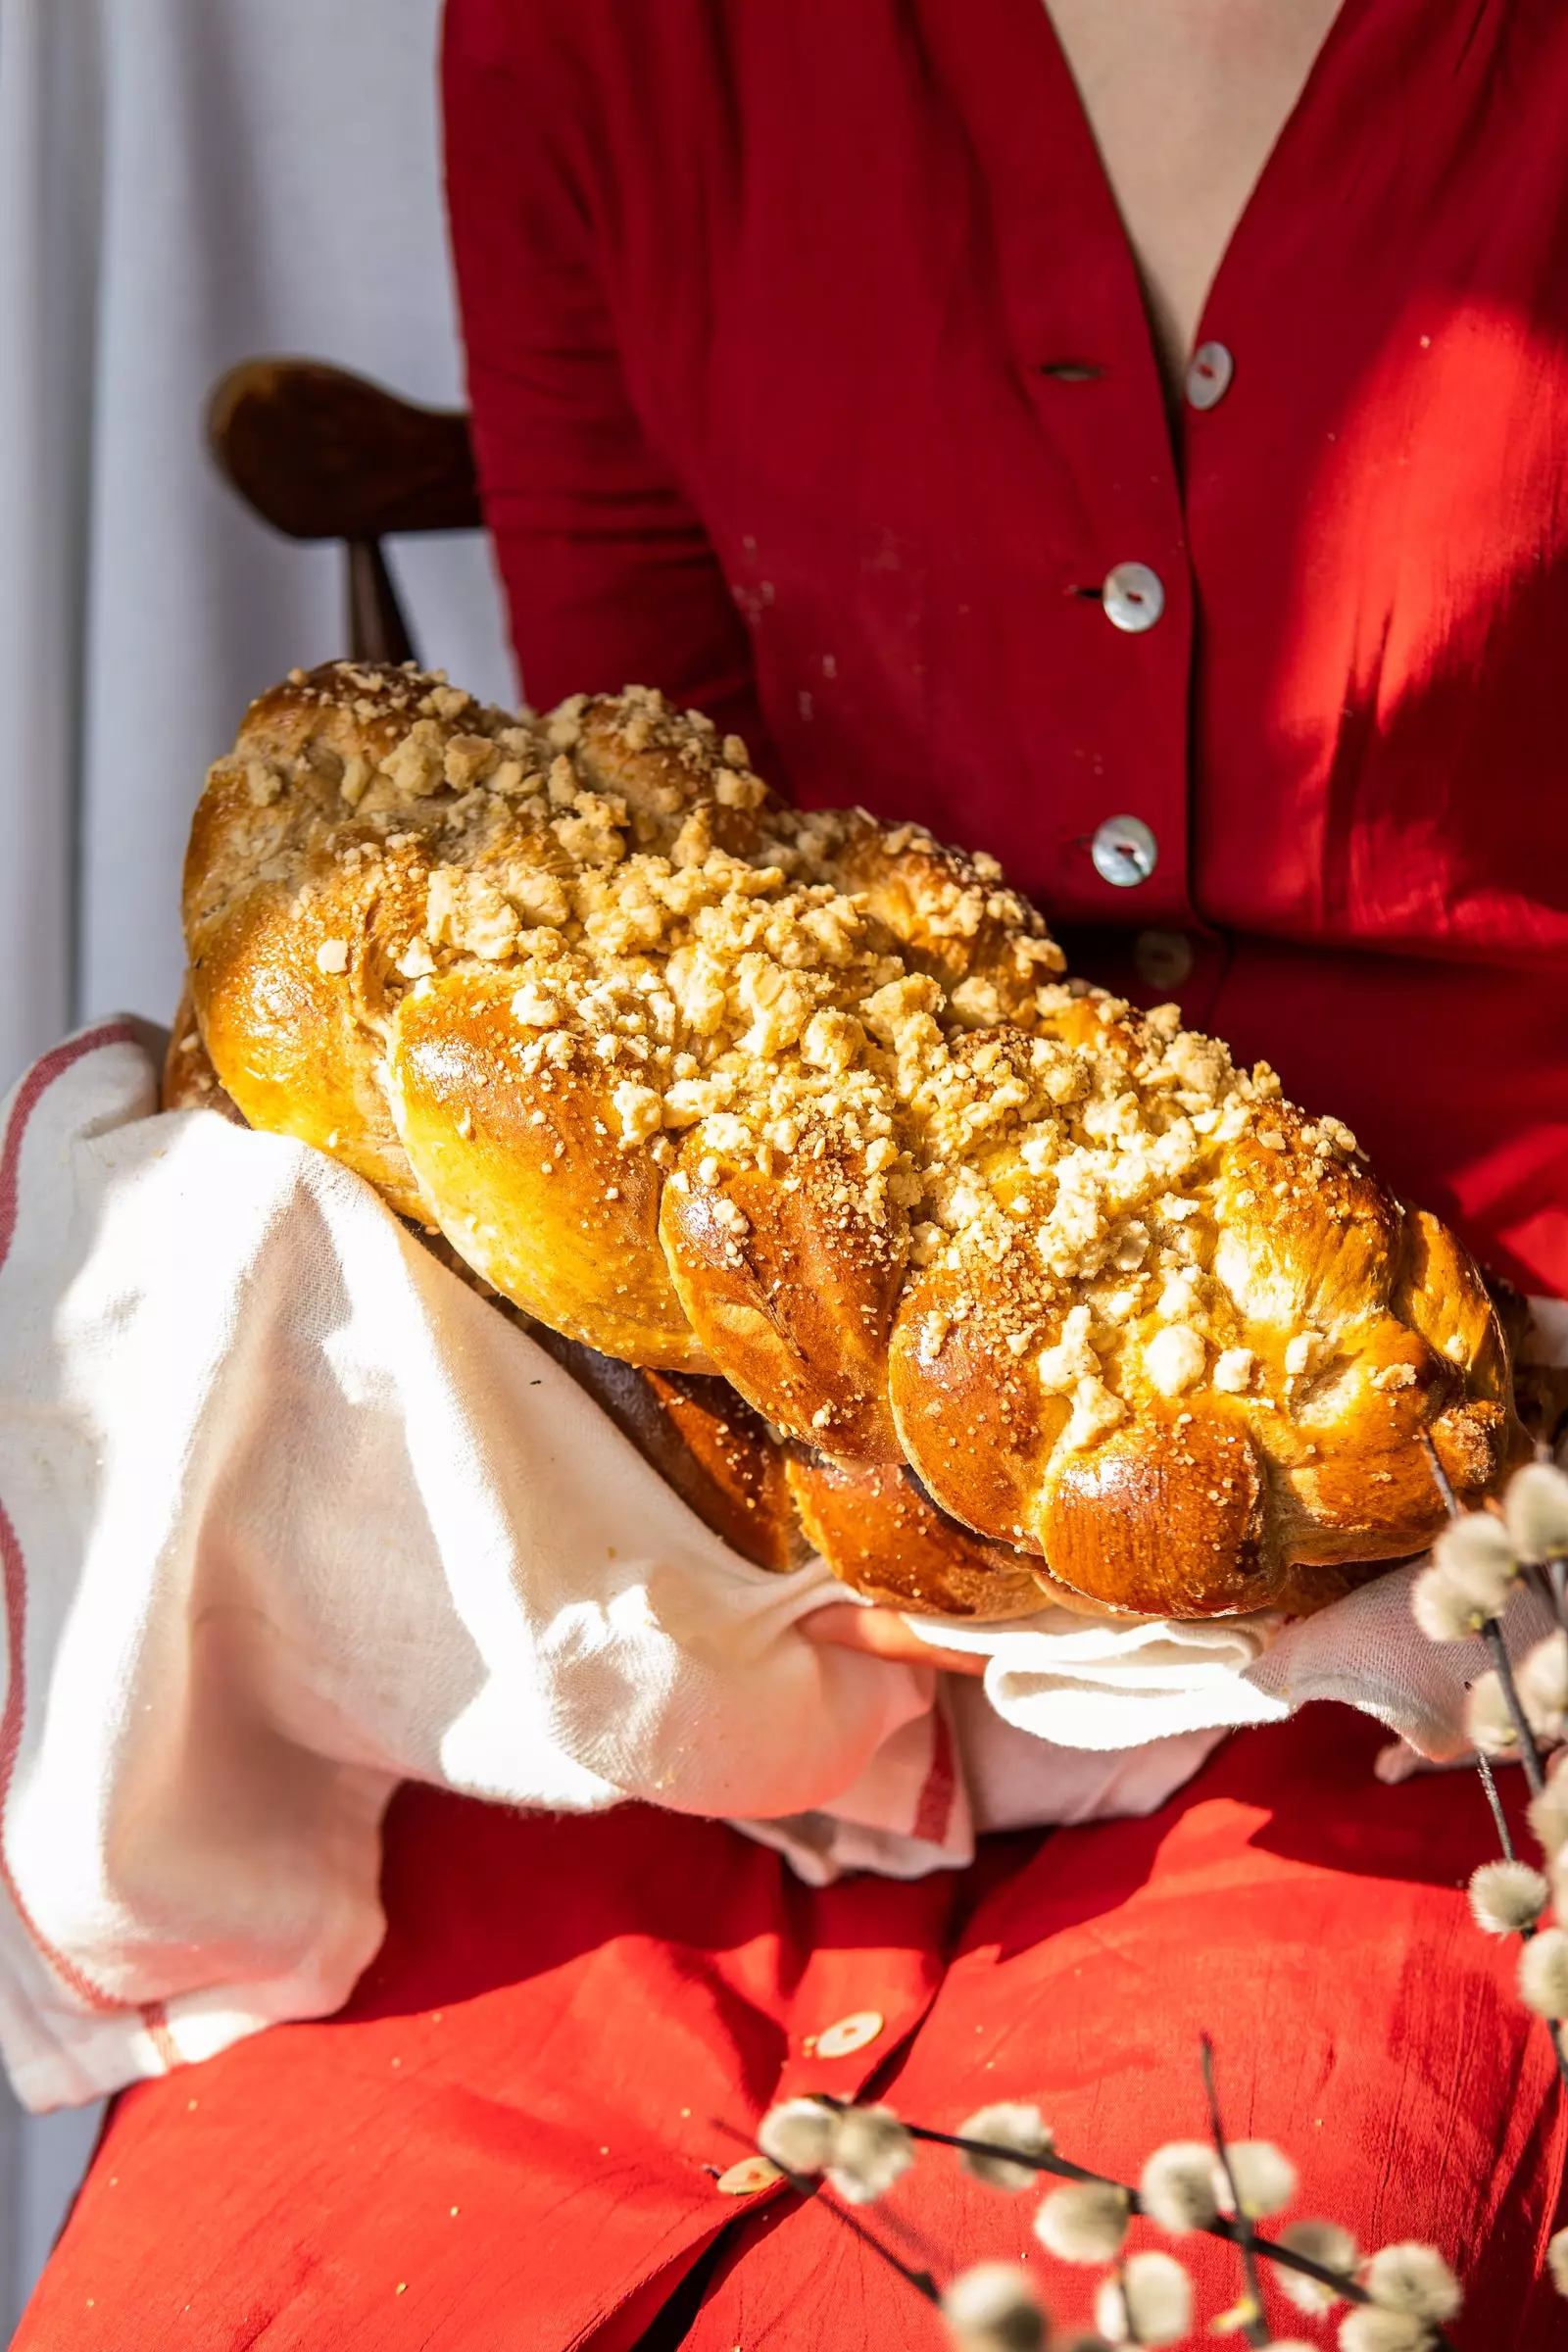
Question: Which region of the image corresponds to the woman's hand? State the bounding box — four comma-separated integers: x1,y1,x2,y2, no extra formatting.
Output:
800,1602,989,1677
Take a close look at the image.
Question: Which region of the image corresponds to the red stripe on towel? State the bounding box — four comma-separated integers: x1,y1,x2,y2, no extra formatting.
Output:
0,1024,140,1275
910,1700,956,1847
139,2002,182,2071
0,1027,144,2013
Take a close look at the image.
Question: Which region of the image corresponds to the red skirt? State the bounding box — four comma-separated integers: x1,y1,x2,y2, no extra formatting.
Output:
18,1705,1567,2349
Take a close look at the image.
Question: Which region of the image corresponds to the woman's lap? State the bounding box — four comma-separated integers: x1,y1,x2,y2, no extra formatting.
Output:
17,1704,1566,2349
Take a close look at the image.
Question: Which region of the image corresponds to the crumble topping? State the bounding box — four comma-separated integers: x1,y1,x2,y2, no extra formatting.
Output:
196,660,1381,1444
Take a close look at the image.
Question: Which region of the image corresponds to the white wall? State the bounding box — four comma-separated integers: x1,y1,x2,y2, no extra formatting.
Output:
0,0,511,2320
0,2085,102,2332
0,0,514,1099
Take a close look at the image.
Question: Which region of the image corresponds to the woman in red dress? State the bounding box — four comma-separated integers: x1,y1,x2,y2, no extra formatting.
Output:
19,4,1568,2343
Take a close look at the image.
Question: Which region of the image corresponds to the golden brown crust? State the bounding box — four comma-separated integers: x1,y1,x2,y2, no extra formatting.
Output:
1038,1405,1274,1619
177,661,1523,1620
786,1451,1045,1620
183,685,444,1217
660,1134,905,1456
388,970,709,1369
161,1009,1196,1615
163,988,247,1124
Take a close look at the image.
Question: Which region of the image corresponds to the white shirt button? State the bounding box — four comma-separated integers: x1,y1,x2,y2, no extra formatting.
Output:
1090,816,1159,889
1102,562,1165,633
813,2009,885,2059
1186,341,1234,411
715,2156,782,2195
1133,928,1194,989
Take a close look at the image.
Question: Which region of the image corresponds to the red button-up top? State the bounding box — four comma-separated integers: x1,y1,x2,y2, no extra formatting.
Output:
443,0,1568,1296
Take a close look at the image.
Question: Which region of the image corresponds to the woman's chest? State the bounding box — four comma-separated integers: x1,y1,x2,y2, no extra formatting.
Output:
1041,0,1345,393
587,0,1568,952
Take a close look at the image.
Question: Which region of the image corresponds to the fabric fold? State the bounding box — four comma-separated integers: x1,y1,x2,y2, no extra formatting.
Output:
0,1024,1559,2110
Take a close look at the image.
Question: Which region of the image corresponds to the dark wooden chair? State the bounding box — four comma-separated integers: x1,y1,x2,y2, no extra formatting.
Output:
206,359,482,666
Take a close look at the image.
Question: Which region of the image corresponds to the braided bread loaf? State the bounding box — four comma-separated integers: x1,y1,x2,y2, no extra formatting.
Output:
179,661,1519,1619
163,993,1056,1621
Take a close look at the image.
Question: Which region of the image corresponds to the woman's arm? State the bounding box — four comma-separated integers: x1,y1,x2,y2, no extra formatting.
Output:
442,1,773,759
802,1604,989,1677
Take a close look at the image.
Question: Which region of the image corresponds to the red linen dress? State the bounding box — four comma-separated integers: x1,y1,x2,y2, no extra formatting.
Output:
18,4,1568,2344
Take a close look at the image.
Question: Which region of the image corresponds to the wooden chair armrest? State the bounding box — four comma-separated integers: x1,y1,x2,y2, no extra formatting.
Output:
207,358,481,542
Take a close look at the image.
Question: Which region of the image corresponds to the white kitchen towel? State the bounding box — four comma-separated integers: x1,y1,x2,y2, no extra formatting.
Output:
0,1024,1555,2110
906,1569,1556,1757
0,1025,953,2108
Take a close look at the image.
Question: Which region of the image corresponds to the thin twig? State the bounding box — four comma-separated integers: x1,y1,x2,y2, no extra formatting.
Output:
1419,1432,1460,1520
807,2106,1457,2345
1200,2034,1270,2349
1474,1765,1568,2097
1481,1617,1547,1798
1477,1750,1515,1860
1416,1436,1545,1788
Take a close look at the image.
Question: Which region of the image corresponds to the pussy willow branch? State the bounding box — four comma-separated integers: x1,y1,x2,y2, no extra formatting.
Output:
1473,1760,1568,2096
804,2101,1456,2349
1477,1737,1568,2099
1525,1436,1568,1639
1416,1432,1543,1789
1418,1439,1568,2096
1481,1616,1547,1796
1200,2033,1269,2348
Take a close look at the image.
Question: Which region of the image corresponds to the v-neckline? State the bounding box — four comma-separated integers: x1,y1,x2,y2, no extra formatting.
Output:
1027,0,1368,402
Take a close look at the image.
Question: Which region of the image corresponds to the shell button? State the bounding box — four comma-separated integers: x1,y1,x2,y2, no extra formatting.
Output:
1186,341,1235,411
715,2156,782,2195
1102,562,1165,633
1090,816,1159,889
813,2009,885,2060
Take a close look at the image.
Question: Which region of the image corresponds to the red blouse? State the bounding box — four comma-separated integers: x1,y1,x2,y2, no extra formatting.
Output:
443,0,1568,1296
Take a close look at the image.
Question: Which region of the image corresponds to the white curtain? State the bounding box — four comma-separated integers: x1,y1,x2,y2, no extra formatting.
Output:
0,0,511,2318
0,0,513,1098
